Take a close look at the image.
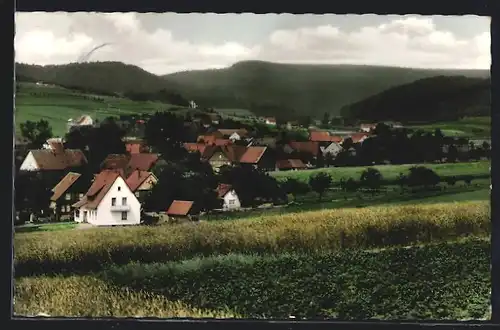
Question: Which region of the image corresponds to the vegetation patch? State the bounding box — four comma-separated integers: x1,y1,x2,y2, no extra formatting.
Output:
14,275,239,318
15,201,489,276
97,237,489,320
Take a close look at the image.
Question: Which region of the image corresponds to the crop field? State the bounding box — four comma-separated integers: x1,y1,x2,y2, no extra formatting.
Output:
408,116,491,138
15,201,489,276
15,83,177,137
269,160,490,183
14,236,490,319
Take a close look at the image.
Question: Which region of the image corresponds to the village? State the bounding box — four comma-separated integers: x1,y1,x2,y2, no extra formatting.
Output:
14,108,491,228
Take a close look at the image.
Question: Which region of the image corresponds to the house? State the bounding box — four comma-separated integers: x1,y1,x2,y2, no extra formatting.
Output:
126,170,158,201
208,113,221,125
348,133,371,144
309,131,343,143
288,141,320,158
265,117,277,126
101,153,159,174
217,129,249,141
72,170,141,226
184,143,209,155
49,172,92,221
239,146,274,171
275,159,307,171
166,200,199,222
19,139,87,172
320,142,343,158
125,139,149,154
196,135,232,146
217,184,241,211
360,123,377,133
204,145,247,172
67,115,94,131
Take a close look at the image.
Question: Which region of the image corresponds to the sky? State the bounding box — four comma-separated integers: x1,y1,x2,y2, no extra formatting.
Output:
15,13,491,75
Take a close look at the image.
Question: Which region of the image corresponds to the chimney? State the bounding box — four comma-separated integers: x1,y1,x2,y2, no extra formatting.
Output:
48,139,64,155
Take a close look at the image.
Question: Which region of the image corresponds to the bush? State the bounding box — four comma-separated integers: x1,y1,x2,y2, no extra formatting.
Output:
14,201,490,276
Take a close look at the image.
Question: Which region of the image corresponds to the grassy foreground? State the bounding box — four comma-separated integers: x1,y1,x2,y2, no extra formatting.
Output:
15,237,490,320
15,201,490,276
269,161,490,183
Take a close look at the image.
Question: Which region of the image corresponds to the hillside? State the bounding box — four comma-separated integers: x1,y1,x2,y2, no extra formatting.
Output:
15,82,178,137
16,61,489,119
340,75,491,123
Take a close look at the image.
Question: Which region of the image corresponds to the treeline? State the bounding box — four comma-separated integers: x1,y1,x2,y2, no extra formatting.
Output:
324,124,491,168
341,75,490,123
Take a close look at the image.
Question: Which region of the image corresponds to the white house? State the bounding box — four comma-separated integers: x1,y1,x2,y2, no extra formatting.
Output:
72,170,141,226
19,139,87,172
265,117,277,126
320,142,343,158
228,132,242,141
217,184,241,211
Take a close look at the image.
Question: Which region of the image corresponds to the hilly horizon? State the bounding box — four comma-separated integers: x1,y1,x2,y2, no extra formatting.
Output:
16,60,490,119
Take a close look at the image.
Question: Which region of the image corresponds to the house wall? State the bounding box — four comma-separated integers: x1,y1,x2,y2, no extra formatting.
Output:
137,174,157,191
76,177,141,226
223,190,241,210
229,133,241,141
19,152,39,171
322,142,342,157
209,152,231,171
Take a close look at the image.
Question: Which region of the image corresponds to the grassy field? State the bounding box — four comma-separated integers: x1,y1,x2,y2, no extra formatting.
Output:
408,116,491,138
14,237,490,319
270,160,490,183
15,83,178,137
15,222,77,234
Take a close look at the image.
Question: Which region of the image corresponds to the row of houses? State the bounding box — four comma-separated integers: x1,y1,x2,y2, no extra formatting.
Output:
19,137,242,226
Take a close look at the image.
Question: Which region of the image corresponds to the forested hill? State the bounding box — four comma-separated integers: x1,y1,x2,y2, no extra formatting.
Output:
340,75,491,123
16,61,489,119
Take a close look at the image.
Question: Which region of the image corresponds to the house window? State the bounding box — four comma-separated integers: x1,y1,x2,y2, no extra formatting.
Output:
118,186,121,191
135,192,140,198
75,210,80,217
65,193,71,201
79,193,84,199
121,211,128,220
111,198,116,206
122,197,127,205
229,200,235,205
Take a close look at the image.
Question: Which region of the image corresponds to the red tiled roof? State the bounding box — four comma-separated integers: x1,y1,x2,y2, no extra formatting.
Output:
214,139,232,146
309,131,342,143
101,154,129,170
276,159,307,170
167,200,194,216
219,145,248,162
184,143,207,154
128,153,159,171
239,146,267,164
30,149,87,170
126,170,154,192
350,133,370,143
218,128,249,137
197,135,217,145
50,172,82,201
289,141,320,157
73,170,122,209
217,184,233,198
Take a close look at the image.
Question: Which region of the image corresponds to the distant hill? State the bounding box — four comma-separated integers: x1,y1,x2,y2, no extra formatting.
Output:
340,75,491,123
16,60,489,119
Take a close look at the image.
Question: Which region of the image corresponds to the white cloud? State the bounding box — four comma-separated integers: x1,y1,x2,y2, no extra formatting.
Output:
14,13,490,74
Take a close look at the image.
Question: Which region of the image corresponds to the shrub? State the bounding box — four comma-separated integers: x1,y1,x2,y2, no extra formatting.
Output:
14,201,490,276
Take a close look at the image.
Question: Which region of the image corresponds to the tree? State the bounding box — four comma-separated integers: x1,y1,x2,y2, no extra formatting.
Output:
340,178,359,193
66,118,126,173
281,178,310,201
20,119,53,149
406,166,441,191
397,173,407,192
308,172,333,201
445,176,457,187
144,111,190,160
15,172,52,223
322,112,330,126
447,144,459,163
359,168,384,194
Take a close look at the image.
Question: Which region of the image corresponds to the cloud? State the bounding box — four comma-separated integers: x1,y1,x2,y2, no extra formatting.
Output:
15,13,490,74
